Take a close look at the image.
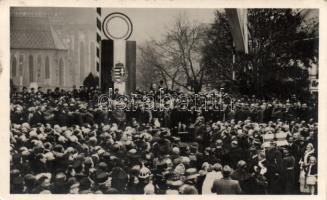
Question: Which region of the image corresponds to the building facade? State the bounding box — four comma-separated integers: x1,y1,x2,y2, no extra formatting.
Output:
10,8,97,89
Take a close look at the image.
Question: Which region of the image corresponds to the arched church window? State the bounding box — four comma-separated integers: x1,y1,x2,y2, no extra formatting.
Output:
37,55,42,82
28,55,34,82
11,56,17,77
18,55,24,77
59,58,64,86
45,56,50,79
80,41,85,81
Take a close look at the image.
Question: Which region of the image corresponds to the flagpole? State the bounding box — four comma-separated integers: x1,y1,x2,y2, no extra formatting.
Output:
96,7,102,88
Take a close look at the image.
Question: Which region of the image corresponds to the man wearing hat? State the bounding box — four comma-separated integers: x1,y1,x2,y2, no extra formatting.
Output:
67,177,80,194
180,185,198,194
152,131,171,157
211,165,242,194
10,175,25,193
24,174,37,193
92,170,111,194
50,172,68,194
213,139,228,165
231,160,252,194
229,140,244,169
166,179,183,194
282,148,296,194
79,177,93,194
31,174,52,194
11,105,27,124
265,140,285,194
183,168,200,194
110,167,128,193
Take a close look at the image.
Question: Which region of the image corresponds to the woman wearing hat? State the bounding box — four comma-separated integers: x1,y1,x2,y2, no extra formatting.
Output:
304,156,317,195
202,163,223,194
299,143,316,193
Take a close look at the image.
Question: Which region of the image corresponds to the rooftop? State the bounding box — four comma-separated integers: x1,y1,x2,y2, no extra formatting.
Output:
10,16,67,50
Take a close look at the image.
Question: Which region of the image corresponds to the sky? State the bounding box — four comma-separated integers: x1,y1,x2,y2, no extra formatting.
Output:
11,7,217,44
102,8,217,44
11,7,318,45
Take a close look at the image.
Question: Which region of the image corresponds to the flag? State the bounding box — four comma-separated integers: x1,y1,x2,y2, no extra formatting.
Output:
225,9,248,54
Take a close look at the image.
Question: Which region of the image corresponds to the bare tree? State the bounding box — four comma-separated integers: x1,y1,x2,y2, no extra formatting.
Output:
139,14,207,93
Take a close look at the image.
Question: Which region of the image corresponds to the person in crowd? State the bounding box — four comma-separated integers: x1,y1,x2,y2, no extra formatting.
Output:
211,165,242,194
283,148,296,194
299,143,316,194
202,163,223,194
305,156,317,195
9,86,318,195
231,160,252,193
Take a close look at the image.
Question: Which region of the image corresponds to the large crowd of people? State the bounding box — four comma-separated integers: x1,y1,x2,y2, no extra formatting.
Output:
10,86,318,194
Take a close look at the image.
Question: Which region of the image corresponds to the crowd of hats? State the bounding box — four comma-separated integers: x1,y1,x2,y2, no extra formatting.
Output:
9,88,318,194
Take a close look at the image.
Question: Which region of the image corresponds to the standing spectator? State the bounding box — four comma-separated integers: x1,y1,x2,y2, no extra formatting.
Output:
231,160,252,193
202,163,223,194
299,143,316,193
211,165,242,194
283,148,296,194
305,156,317,195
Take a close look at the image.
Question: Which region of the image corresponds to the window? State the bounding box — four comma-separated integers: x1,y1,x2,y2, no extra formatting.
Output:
80,41,85,81
11,56,17,77
59,58,64,86
45,56,50,79
28,55,34,82
37,55,42,82
90,42,95,72
18,55,23,77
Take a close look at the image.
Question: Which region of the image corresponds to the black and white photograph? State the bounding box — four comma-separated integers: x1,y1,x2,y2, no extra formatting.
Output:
5,2,325,197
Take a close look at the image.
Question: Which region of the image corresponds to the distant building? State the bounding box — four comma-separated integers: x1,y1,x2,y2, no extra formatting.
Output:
10,8,97,89
11,16,67,88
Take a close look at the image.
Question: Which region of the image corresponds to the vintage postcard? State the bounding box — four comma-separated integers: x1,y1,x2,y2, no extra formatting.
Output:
0,0,326,200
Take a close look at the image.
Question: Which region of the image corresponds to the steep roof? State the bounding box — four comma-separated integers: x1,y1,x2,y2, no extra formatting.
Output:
10,16,67,50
